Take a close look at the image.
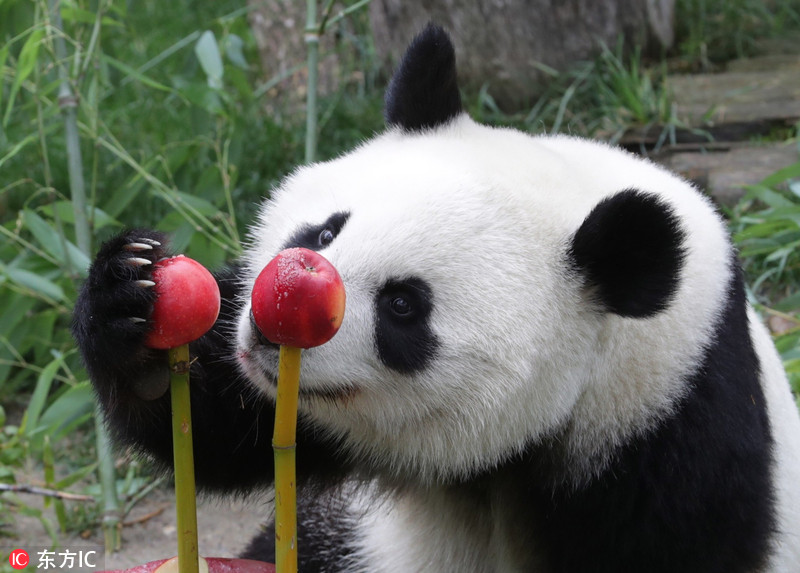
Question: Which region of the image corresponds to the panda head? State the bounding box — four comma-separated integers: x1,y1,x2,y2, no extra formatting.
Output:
235,25,732,484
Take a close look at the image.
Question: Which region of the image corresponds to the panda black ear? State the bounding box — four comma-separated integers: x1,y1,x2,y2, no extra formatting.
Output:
568,189,686,318
384,23,463,132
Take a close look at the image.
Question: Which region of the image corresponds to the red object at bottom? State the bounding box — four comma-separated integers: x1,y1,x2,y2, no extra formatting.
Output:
100,557,275,573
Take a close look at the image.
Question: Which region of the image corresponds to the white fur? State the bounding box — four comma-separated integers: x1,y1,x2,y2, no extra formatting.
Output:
236,115,733,484
749,308,800,569
345,477,548,572
231,113,800,570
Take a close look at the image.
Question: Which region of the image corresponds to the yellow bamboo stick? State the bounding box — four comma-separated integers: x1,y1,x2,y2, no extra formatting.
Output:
273,345,302,573
169,344,199,573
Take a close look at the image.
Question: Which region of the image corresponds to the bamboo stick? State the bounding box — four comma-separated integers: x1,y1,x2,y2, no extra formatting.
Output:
169,344,199,573
273,345,302,573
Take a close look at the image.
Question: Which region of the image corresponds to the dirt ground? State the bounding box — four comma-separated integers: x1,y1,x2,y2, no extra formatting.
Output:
12,485,270,570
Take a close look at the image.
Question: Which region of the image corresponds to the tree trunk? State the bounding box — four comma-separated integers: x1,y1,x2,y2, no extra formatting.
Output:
369,0,676,110
247,0,375,120
247,0,343,119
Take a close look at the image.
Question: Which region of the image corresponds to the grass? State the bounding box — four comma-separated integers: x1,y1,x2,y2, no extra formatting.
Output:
0,0,380,546
471,41,683,149
729,156,800,396
0,0,280,544
675,0,800,69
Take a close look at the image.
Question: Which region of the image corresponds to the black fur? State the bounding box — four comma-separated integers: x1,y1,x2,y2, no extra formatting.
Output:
240,492,358,571
569,189,686,317
375,277,440,373
384,23,463,131
71,230,343,494
519,258,775,572
283,211,350,252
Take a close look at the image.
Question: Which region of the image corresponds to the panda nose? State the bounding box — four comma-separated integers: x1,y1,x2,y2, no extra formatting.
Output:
250,310,279,350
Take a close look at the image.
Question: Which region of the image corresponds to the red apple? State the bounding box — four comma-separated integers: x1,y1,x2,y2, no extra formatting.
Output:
144,255,221,349
251,248,346,349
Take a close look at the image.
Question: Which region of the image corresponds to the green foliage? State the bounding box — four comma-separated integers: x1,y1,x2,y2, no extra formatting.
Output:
473,42,681,146
730,156,800,394
675,0,800,67
0,0,379,542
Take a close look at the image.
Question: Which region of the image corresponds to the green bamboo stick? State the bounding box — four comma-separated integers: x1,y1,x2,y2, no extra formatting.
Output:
273,345,302,573
169,344,199,573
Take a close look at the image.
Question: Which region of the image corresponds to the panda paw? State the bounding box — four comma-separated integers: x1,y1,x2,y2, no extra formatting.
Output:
92,229,169,320
72,229,172,367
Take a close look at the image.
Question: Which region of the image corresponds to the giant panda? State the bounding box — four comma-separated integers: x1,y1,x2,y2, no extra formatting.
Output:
73,24,800,572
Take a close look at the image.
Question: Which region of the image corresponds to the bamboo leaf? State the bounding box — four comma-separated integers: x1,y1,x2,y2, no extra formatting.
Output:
3,267,66,302
60,5,121,27
0,291,37,389
101,54,174,93
0,43,9,112
223,34,248,70
54,459,98,490
41,201,121,231
759,162,800,188
173,190,220,216
743,185,796,209
195,30,223,89
3,28,44,127
789,180,800,200
22,209,91,276
0,131,40,170
20,356,63,437
176,81,224,115
37,382,94,445
0,290,37,337
775,292,800,312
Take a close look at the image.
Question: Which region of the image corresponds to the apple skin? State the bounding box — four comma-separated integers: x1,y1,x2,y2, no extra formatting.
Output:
251,248,346,349
144,255,221,349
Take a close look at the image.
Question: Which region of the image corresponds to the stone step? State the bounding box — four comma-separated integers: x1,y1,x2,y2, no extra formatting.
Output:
623,44,800,205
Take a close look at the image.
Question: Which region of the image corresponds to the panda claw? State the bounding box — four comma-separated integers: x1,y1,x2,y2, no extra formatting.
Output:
136,237,162,247
127,257,152,267
129,317,147,324
135,280,156,288
124,242,154,252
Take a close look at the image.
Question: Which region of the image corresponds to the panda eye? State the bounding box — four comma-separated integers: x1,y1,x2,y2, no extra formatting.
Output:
377,279,432,326
390,296,413,317
375,277,439,374
319,228,335,247
283,211,350,252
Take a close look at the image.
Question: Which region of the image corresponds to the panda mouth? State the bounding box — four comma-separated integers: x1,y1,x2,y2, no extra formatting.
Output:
265,376,359,403
250,311,359,402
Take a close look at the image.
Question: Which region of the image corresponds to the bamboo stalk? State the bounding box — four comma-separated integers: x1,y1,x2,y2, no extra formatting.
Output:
47,0,122,553
48,0,91,255
169,344,199,573
304,0,319,164
273,345,302,573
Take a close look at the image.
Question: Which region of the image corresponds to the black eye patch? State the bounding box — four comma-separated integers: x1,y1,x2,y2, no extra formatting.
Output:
283,211,351,251
375,277,439,374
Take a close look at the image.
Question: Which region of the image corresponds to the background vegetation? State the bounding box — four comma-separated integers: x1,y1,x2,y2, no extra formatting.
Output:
0,0,798,554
